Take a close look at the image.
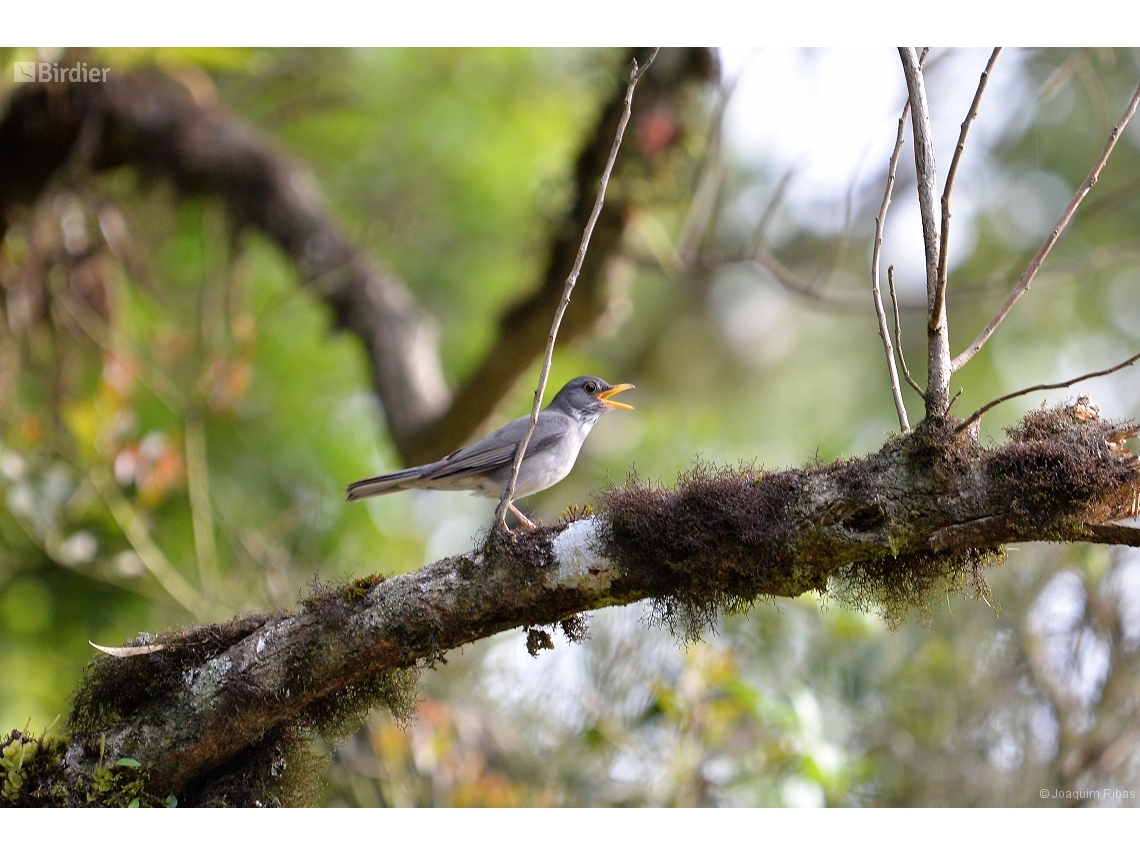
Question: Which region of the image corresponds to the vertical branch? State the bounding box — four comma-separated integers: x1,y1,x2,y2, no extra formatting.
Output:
185,417,219,597
889,266,925,396
493,50,659,531
933,48,1000,331
899,47,950,416
745,169,793,257
870,93,915,432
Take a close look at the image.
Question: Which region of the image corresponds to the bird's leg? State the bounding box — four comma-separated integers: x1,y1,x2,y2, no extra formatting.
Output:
509,502,536,529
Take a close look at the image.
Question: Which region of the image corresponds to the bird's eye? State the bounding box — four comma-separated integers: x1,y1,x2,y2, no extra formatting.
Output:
584,381,597,394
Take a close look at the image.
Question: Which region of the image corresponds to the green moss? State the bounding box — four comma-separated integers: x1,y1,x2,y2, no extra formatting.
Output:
0,729,172,807
341,573,386,602
186,723,322,807
299,572,390,614
1,736,37,803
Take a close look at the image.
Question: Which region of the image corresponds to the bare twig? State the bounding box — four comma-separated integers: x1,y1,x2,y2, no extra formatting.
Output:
745,169,794,257
60,288,187,413
185,418,219,597
676,74,739,265
889,266,924,396
752,250,865,311
870,84,916,431
957,348,1140,432
899,47,950,415
952,80,1140,373
494,49,659,530
744,169,859,309
944,388,962,416
933,48,1001,330
88,466,208,617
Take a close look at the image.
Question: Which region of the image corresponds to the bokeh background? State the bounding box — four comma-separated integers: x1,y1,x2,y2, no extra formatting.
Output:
3,46,1140,806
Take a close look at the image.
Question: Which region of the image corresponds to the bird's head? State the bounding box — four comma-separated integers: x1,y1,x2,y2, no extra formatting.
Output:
548,376,634,422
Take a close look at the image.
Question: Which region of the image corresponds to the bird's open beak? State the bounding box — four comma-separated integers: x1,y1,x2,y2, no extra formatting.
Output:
598,383,635,410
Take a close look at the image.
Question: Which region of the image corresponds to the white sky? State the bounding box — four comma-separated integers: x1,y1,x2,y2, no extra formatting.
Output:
716,47,1032,293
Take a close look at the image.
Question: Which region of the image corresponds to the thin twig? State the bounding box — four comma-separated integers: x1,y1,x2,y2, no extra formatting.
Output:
749,167,858,307
899,47,950,415
88,466,208,617
957,348,1140,432
870,83,915,432
818,175,858,288
185,417,219,597
889,266,924,396
745,169,794,258
494,49,659,530
60,286,187,413
752,250,865,311
952,80,1140,373
944,388,962,416
933,48,1001,330
870,117,916,430
676,74,739,265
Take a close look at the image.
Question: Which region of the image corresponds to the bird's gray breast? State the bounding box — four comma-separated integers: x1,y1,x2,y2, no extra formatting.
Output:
483,411,592,499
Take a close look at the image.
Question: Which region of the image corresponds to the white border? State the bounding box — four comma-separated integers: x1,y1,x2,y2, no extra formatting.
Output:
4,1,1139,48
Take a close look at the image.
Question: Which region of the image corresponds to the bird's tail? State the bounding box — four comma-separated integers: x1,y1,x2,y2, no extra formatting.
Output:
345,466,431,501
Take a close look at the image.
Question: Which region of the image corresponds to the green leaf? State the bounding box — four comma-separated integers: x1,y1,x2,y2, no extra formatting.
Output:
115,757,142,768
128,798,140,808
164,794,178,808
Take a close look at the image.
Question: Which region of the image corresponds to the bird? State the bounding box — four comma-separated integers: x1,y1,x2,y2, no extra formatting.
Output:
346,376,634,528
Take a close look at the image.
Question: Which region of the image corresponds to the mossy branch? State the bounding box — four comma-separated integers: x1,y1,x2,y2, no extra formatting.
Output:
5,400,1139,806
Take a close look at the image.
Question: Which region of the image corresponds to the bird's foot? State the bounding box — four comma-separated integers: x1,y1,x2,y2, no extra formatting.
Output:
509,502,536,529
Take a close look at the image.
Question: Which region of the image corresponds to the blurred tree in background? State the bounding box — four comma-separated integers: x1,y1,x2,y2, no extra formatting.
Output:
3,47,1140,806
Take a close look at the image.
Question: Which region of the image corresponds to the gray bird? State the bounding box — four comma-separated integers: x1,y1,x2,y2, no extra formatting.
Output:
346,376,634,527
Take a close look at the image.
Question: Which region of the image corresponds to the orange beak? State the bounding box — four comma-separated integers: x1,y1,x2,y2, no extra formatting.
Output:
597,383,634,410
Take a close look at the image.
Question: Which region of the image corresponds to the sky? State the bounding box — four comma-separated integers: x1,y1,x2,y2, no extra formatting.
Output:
716,47,1031,293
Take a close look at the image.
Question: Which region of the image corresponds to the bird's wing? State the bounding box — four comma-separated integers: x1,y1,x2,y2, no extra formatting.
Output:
424,412,567,482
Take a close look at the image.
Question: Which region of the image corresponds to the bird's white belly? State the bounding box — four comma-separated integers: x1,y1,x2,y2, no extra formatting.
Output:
471,427,585,499
513,435,580,498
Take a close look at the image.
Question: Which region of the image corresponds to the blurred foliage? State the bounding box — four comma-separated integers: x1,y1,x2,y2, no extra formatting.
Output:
3,47,1140,806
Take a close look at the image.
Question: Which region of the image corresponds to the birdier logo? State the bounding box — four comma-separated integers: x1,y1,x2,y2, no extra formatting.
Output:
12,61,110,84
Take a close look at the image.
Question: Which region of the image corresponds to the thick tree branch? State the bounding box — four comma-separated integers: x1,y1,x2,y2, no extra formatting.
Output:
8,399,1140,805
951,80,1140,373
899,47,951,416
